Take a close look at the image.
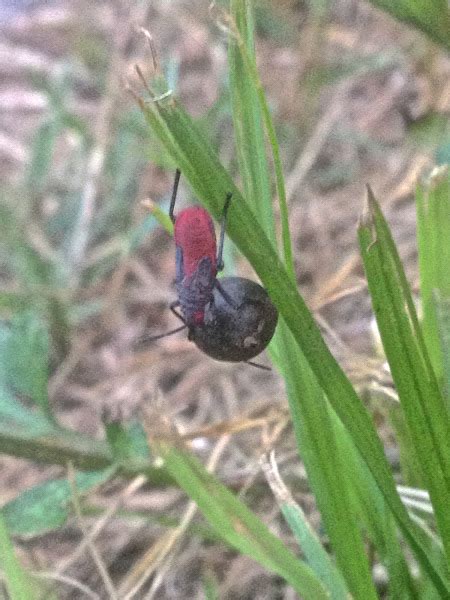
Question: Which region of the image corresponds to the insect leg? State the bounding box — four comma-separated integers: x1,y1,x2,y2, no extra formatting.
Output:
246,360,271,371
170,300,187,324
137,324,187,345
169,169,182,223
215,278,239,309
216,192,233,272
136,301,187,345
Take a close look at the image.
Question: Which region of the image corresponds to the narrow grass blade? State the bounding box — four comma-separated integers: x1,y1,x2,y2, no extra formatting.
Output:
332,413,419,597
228,6,377,594
359,187,450,562
228,0,275,246
365,0,450,51
227,2,294,279
140,199,173,234
25,119,60,198
276,322,378,598
0,511,35,600
136,89,450,594
416,166,450,393
261,451,349,600
146,428,329,599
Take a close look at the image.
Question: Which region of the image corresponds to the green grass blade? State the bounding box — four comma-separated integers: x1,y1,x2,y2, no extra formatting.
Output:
141,200,173,235
367,189,436,381
359,187,450,563
136,90,450,594
149,431,329,599
417,166,450,393
228,7,377,593
365,0,450,51
227,2,294,278
277,322,378,598
261,452,349,600
280,505,348,599
332,414,419,597
228,0,275,246
25,119,60,199
0,511,35,600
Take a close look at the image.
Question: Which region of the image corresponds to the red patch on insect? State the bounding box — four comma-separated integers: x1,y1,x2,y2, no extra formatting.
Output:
174,206,217,277
192,310,205,325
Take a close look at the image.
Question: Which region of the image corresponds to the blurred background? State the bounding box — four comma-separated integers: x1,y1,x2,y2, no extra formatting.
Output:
1,0,449,598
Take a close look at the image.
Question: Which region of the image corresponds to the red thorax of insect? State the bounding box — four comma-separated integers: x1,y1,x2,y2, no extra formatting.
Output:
139,170,273,370
168,169,234,330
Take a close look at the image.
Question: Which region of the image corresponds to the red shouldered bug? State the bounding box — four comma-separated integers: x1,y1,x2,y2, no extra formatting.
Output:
169,168,236,329
141,170,278,369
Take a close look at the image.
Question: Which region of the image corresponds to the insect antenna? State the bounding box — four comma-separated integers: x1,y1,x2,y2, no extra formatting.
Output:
136,324,187,346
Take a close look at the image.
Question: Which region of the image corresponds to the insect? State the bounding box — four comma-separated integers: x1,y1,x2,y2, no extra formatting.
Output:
169,168,235,329
142,170,278,368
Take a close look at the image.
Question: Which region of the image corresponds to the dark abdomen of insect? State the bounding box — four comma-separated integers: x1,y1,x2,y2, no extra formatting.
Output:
189,277,278,362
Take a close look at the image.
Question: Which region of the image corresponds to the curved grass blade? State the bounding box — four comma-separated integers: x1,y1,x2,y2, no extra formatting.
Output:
276,322,378,598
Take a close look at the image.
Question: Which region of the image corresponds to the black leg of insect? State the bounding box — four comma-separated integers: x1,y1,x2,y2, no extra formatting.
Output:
169,168,181,223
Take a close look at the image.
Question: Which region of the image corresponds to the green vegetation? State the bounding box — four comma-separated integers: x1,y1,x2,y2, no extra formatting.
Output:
1,1,449,598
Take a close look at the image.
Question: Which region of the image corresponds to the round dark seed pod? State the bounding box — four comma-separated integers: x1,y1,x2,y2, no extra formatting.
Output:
189,276,278,362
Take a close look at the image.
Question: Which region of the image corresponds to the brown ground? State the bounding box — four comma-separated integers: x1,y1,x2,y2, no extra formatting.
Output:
1,1,449,598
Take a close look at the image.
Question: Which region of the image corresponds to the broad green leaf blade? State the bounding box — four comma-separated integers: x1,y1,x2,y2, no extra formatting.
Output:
359,188,450,562
0,392,111,470
0,511,35,600
366,0,450,51
1,311,52,421
0,386,174,485
2,469,115,537
137,90,450,594
261,452,349,600
416,166,450,392
149,433,329,599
